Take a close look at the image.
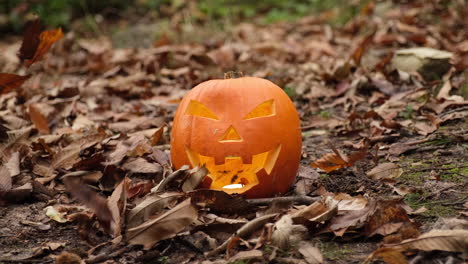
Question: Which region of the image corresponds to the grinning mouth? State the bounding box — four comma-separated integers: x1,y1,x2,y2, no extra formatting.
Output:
185,145,281,194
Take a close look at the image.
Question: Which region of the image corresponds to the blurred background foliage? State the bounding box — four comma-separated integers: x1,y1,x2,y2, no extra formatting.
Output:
0,0,367,33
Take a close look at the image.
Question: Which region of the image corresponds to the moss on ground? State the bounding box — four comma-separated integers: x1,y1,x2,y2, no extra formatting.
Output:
399,170,425,185
404,192,458,217
318,242,354,261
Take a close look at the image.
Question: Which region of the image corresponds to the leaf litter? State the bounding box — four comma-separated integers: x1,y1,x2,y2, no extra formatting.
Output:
0,1,467,263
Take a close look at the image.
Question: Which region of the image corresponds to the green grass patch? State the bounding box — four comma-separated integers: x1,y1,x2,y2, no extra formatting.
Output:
398,104,414,120
399,170,424,185
404,192,458,217
283,85,297,98
318,242,354,261
424,136,455,146
439,165,467,183
2,0,370,33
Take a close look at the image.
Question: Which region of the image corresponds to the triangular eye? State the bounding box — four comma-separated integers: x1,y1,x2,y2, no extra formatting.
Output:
243,99,275,120
185,100,219,120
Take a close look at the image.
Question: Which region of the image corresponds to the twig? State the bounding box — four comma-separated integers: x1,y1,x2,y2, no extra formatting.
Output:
407,164,468,173
0,259,52,263
439,106,468,118
152,165,189,193
85,245,135,264
207,213,278,256
417,184,456,202
246,196,320,206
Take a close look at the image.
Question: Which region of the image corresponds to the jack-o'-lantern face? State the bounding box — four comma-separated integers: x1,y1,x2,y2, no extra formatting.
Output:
170,77,302,198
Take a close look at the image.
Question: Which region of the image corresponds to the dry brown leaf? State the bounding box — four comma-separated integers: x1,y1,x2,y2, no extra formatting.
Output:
291,201,330,223
209,213,278,256
364,200,418,238
63,177,114,234
126,198,198,249
0,165,12,195
104,134,149,165
24,28,64,67
28,104,50,134
151,125,165,146
311,146,366,173
228,250,263,262
182,166,208,192
0,73,31,95
271,215,307,249
366,163,403,180
122,157,162,174
107,178,128,237
329,200,376,233
295,165,320,195
189,189,251,215
366,247,408,264
52,131,106,170
350,28,376,65
394,229,468,252
18,19,43,62
126,192,183,228
298,241,323,264
0,152,20,196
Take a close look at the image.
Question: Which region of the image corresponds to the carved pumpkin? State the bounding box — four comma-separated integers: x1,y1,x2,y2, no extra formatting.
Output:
170,76,302,198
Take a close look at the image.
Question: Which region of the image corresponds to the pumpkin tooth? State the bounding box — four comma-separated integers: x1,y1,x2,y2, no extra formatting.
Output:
184,145,281,194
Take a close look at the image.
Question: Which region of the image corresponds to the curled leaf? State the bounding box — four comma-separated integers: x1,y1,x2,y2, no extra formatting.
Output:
126,198,198,249
0,73,30,95
28,104,50,134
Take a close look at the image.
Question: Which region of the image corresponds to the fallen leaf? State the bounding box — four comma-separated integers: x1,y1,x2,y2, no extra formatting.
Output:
298,241,323,264
127,180,154,198
107,178,128,237
295,166,320,195
45,206,68,223
366,163,403,180
0,73,30,94
311,145,367,173
24,28,64,67
329,200,377,233
52,131,107,170
366,247,408,264
122,157,162,174
391,47,453,81
0,152,20,195
28,104,50,134
151,125,165,146
291,201,330,223
104,134,149,165
364,200,417,238
189,189,251,215
350,28,376,65
393,229,468,252
20,220,51,231
126,192,183,228
126,198,198,249
18,19,43,62
209,213,278,256
271,215,307,249
337,192,368,208
228,250,263,262
182,166,208,192
3,182,33,202
63,176,114,234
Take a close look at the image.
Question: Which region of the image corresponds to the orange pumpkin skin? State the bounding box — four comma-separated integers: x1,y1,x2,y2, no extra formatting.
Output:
170,77,302,198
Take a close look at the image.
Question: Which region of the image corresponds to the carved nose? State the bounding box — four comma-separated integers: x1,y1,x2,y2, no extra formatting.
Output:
219,125,243,142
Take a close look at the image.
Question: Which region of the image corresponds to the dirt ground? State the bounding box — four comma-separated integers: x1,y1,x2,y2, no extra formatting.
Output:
1,0,467,263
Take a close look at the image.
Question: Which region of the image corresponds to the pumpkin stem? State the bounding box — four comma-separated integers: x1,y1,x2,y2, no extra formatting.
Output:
224,71,244,79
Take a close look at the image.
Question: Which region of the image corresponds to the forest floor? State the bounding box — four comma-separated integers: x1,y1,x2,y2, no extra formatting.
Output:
0,1,467,263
